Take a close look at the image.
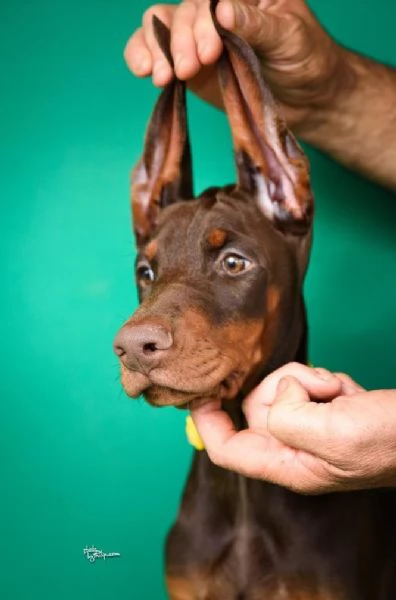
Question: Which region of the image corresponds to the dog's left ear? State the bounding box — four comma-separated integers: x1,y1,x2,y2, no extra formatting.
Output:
131,17,193,246
210,0,313,236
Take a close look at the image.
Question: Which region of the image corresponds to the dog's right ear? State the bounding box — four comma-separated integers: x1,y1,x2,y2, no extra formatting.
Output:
131,17,193,247
210,0,313,236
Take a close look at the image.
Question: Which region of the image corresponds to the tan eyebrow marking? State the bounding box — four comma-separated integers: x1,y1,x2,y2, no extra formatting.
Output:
207,228,227,249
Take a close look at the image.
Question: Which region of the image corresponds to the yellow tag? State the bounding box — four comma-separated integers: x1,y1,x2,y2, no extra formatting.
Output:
185,415,205,451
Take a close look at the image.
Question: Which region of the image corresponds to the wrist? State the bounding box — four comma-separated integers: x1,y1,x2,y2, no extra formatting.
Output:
295,46,358,141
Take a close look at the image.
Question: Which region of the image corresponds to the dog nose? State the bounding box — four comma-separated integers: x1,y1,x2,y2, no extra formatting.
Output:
113,322,173,369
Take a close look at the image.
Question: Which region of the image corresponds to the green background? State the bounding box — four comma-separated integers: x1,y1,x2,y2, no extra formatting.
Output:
1,0,395,598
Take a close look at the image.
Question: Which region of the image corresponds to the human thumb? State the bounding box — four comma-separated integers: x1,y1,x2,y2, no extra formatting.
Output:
268,376,328,454
216,0,282,52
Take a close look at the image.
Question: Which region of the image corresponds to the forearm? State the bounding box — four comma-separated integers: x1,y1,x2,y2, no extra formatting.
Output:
299,50,396,189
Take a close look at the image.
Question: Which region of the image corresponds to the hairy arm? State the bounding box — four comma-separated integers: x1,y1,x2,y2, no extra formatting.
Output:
299,50,396,189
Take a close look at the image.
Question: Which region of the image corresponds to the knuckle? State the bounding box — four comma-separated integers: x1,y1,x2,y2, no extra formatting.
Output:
142,6,157,27
142,4,170,28
182,0,201,7
269,362,299,382
288,361,301,370
334,372,352,382
175,0,196,18
207,448,226,468
279,361,304,376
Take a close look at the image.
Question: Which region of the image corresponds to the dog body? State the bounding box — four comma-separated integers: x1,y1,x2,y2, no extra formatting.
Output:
166,458,396,599
114,2,396,597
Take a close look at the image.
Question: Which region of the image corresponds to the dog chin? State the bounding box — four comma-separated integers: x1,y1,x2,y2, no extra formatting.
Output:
143,385,217,409
120,364,244,407
144,373,243,409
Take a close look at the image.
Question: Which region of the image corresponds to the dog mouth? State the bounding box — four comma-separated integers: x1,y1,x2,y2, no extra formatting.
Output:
120,364,242,409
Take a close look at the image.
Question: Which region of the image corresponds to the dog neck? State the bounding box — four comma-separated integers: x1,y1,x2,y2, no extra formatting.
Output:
224,294,308,427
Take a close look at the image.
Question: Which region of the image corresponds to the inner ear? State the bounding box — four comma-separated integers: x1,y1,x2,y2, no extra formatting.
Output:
131,17,194,247
210,0,313,235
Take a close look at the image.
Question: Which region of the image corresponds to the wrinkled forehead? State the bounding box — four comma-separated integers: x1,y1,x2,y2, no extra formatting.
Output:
152,189,284,264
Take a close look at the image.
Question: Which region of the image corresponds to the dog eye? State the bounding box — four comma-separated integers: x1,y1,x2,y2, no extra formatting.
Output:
222,253,251,275
136,263,155,284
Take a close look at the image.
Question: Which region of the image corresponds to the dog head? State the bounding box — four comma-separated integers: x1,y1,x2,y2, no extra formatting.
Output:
114,0,314,408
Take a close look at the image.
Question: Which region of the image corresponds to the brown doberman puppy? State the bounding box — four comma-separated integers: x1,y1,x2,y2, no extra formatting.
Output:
114,1,396,598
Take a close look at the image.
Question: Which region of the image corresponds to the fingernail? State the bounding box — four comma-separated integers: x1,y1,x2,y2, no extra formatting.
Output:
342,384,357,395
314,368,334,381
277,378,289,394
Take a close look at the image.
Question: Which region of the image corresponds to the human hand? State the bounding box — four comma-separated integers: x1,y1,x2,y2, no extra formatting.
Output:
124,0,349,130
191,362,396,494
